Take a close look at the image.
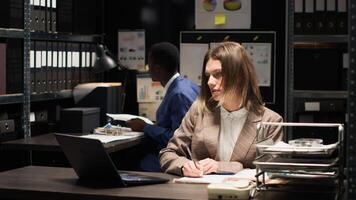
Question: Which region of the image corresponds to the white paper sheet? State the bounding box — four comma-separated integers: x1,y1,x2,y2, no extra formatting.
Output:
106,113,154,125
180,43,209,85
80,132,144,143
173,169,256,184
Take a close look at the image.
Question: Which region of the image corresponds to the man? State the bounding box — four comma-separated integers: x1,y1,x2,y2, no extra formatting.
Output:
126,42,199,172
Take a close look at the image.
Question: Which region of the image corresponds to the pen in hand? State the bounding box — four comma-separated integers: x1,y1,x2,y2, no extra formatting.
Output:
185,146,203,176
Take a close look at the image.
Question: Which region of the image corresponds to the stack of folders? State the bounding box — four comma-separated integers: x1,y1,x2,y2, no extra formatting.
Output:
294,0,347,35
31,0,57,33
29,41,97,94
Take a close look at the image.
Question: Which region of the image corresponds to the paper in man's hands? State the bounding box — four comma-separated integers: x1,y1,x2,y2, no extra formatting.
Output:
106,113,154,125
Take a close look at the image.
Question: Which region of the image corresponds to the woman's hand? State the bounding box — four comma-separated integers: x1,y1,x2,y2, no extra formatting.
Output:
198,158,219,175
181,160,203,177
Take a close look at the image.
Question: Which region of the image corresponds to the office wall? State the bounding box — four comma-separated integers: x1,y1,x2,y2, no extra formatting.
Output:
102,0,286,114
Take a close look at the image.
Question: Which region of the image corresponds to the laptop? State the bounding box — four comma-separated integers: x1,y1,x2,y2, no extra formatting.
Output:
54,133,169,186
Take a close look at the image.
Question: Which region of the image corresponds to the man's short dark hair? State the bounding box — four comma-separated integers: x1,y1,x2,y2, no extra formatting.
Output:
149,42,179,74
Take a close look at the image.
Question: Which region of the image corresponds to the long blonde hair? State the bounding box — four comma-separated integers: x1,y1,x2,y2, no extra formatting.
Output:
197,42,264,114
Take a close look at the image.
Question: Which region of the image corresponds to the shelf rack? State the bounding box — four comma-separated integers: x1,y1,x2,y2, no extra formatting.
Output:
286,0,355,199
347,0,356,199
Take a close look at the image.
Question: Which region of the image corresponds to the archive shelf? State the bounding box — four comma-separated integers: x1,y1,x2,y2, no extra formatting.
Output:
287,0,356,199
0,0,101,139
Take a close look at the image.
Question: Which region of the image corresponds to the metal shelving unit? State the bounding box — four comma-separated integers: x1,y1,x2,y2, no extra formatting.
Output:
286,1,354,199
0,28,101,43
285,1,349,122
23,0,31,139
0,90,73,105
0,1,102,140
347,0,356,199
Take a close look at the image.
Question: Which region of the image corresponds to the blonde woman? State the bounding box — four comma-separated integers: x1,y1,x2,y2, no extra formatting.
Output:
159,42,282,177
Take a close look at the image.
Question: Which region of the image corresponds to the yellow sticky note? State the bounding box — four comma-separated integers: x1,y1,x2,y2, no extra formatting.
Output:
214,14,226,25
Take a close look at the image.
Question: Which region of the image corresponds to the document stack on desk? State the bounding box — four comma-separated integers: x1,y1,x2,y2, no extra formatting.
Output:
80,126,144,144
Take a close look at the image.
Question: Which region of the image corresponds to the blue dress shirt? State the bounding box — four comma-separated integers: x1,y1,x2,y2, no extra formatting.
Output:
140,75,199,171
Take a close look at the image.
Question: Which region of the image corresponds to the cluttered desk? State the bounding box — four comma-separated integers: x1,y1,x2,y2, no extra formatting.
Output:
0,165,338,200
0,122,342,200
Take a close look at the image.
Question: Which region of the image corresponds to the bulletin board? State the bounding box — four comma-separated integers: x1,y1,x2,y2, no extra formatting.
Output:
180,31,276,104
195,0,251,29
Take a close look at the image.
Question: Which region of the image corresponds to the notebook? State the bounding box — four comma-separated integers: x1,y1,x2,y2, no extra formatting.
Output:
54,133,169,186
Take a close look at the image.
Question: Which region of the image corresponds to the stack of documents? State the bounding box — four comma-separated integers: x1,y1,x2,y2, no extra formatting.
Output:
80,131,144,144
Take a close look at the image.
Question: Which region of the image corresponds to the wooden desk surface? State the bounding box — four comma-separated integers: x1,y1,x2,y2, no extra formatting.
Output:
0,166,207,200
0,166,338,200
0,133,146,153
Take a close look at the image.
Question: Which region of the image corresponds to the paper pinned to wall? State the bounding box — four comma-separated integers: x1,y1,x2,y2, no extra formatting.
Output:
241,43,272,86
118,30,145,70
180,43,209,85
136,73,164,103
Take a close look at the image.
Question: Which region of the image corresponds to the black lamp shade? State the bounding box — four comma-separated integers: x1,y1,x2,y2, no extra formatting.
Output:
93,44,117,73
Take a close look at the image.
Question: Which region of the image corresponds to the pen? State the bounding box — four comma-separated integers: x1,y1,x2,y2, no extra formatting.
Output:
186,146,200,170
210,172,235,175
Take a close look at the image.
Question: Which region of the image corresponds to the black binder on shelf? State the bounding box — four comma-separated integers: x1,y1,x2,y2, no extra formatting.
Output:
303,0,315,34
35,41,41,93
52,41,59,92
32,0,41,31
45,0,51,32
314,0,327,34
30,41,35,93
66,43,72,89
336,0,347,34
80,43,90,83
51,0,57,32
325,0,337,34
294,0,304,34
39,0,46,32
72,43,80,88
36,41,46,93
47,41,53,92
0,43,6,95
58,42,66,91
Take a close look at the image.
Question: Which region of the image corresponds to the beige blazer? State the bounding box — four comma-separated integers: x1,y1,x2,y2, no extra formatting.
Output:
159,102,283,176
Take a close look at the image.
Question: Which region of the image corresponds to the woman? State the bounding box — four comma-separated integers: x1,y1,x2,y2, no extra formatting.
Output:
159,42,282,177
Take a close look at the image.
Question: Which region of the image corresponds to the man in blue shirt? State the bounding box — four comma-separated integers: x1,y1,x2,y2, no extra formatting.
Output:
126,42,199,172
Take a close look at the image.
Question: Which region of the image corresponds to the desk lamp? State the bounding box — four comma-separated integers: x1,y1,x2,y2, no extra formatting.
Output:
93,44,118,73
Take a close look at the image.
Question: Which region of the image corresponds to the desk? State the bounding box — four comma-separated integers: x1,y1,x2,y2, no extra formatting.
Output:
0,133,146,153
0,166,338,200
